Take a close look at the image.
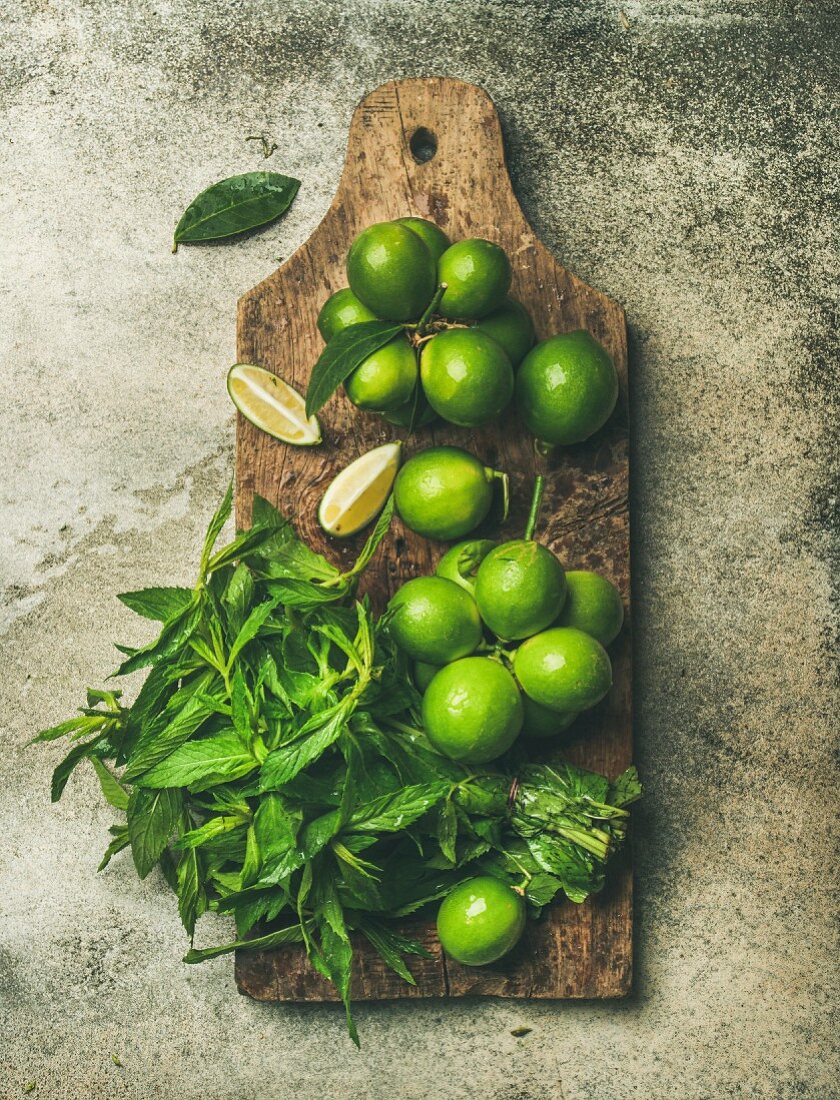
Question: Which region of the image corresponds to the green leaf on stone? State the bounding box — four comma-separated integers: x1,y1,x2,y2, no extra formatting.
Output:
173,171,300,250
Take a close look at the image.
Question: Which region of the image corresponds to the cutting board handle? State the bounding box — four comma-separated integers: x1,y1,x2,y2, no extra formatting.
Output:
330,78,528,238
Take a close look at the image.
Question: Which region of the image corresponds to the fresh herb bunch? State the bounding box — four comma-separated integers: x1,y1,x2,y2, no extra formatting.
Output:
33,486,640,1043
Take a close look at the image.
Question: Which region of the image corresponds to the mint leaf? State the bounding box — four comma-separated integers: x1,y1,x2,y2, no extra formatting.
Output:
117,587,193,622
90,757,129,810
137,732,257,791
127,787,182,879
183,920,306,963
346,782,449,834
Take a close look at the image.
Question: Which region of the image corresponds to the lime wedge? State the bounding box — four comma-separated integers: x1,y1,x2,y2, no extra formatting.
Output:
227,364,321,446
318,442,402,538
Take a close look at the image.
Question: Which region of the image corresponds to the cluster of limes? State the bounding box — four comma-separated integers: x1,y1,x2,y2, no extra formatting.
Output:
385,511,624,766
316,217,618,444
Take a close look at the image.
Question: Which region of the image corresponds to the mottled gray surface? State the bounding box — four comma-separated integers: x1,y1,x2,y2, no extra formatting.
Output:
1,1,838,1097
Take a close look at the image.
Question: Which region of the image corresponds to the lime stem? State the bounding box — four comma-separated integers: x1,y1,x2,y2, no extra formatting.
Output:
485,468,510,523
417,283,447,335
523,475,545,541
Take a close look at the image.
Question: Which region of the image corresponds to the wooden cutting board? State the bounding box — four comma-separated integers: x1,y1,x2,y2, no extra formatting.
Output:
234,77,631,1001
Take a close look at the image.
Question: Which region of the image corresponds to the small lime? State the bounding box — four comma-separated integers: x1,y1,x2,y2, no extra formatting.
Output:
344,335,418,412
413,660,440,692
521,695,579,739
556,570,624,647
437,876,526,965
394,446,497,541
514,627,612,712
474,298,534,366
316,288,377,342
435,539,497,593
420,329,514,427
516,330,618,446
438,239,511,319
347,221,436,322
387,576,481,665
422,657,523,764
475,540,567,641
396,217,451,262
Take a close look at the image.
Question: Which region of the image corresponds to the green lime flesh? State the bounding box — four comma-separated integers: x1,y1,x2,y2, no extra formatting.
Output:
346,221,436,322
516,330,619,446
344,336,418,412
474,298,535,366
521,695,579,739
435,539,497,593
394,446,495,541
475,540,567,641
514,627,612,712
413,660,440,692
387,576,481,665
316,288,377,342
420,329,514,427
438,239,512,320
422,657,523,764
437,876,526,965
396,217,451,262
556,570,624,647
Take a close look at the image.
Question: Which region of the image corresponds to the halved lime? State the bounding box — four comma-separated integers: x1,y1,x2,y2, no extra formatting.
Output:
227,364,321,446
318,441,401,538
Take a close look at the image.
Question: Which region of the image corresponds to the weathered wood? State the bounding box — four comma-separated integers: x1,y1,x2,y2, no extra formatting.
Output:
235,77,631,1002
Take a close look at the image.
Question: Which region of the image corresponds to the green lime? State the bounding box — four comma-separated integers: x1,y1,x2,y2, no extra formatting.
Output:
422,657,523,764
474,298,534,366
435,539,497,593
344,335,418,412
387,576,481,665
475,540,567,641
556,570,624,647
316,288,377,342
346,221,436,322
394,446,498,541
514,627,612,712
382,390,439,429
521,695,578,739
420,329,514,427
438,239,511,320
413,660,440,692
437,876,526,965
516,330,618,446
396,217,451,262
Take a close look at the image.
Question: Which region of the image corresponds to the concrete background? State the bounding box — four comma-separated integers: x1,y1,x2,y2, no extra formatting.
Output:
1,1,837,1097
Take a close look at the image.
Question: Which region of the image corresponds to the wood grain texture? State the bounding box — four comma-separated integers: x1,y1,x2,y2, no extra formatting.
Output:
234,78,631,1002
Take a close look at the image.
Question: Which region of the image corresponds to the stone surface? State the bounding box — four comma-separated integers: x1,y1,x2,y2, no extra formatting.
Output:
1,3,837,1098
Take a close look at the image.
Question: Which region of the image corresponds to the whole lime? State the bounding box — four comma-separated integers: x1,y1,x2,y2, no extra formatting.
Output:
435,539,497,593
521,695,579,739
516,330,619,445
396,217,451,262
316,288,377,342
413,660,440,693
422,657,523,764
438,239,511,319
556,570,624,647
344,335,418,412
420,329,514,427
475,540,567,641
347,221,436,322
437,876,526,965
382,392,439,429
387,576,481,665
514,627,612,712
474,298,534,366
394,446,496,540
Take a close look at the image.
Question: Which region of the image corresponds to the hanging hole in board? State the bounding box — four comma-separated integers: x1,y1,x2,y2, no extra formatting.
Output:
409,127,437,163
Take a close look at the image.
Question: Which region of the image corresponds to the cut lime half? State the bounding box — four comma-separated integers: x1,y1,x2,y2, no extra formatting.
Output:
318,442,402,538
227,364,321,446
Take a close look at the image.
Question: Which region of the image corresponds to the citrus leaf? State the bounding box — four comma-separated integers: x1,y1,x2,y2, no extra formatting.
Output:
173,172,300,248
305,321,403,417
